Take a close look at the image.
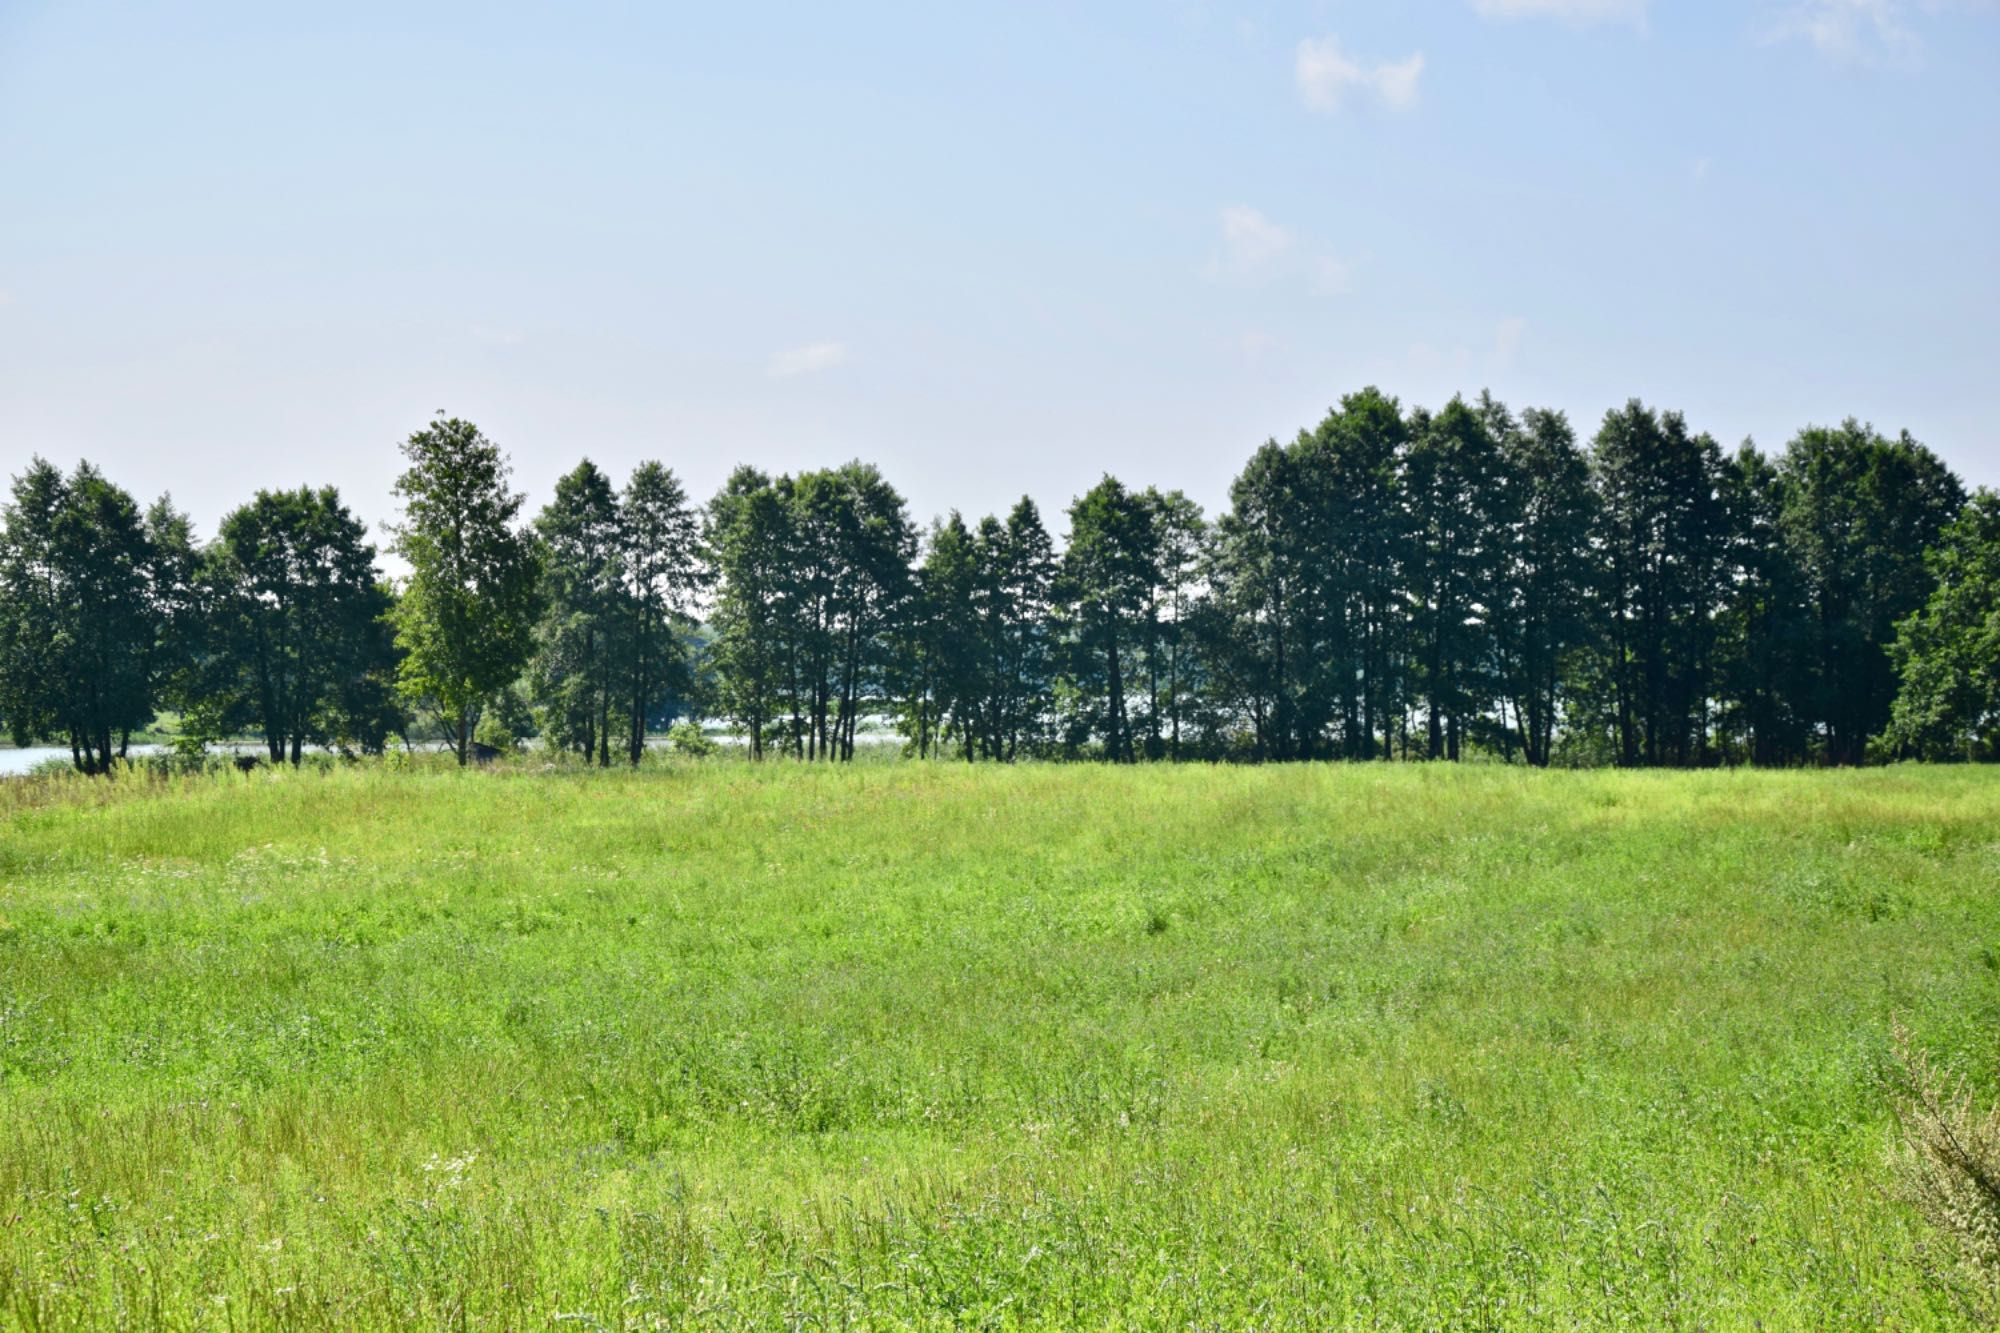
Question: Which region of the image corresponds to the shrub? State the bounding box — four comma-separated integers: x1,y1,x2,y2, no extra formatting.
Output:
474,713,525,754
1892,1025,2000,1278
669,721,718,758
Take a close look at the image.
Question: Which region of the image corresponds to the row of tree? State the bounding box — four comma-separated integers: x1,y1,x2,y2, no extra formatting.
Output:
4,392,1998,772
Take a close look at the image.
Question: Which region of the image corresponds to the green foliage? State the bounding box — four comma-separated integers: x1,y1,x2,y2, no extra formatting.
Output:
1716,442,1814,765
387,416,543,765
0,458,181,772
1206,386,1408,760
1404,395,1509,760
1588,401,1733,767
474,685,537,752
197,486,399,762
667,719,717,756
529,458,706,767
706,461,914,761
530,459,625,765
1493,403,1599,766
1892,1025,2000,1290
1884,491,2000,758
619,461,706,763
1778,421,1965,764
900,497,1061,762
1059,475,1160,761
904,509,982,758
1,764,1996,1324
705,466,791,759
3,389,1982,774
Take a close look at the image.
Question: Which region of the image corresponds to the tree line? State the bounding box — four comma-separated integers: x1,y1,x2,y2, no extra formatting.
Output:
4,391,1998,772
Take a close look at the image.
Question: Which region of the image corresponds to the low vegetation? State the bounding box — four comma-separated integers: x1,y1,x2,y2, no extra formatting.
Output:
1894,1025,2000,1292
3,762,1998,1325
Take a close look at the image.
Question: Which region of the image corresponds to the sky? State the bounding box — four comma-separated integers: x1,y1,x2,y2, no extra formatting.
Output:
2,0,1996,546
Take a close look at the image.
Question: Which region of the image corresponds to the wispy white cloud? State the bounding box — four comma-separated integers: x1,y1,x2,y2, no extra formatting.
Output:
1295,36,1424,113
1215,205,1294,273
1471,0,1648,25
1237,330,1282,364
1312,255,1353,296
768,341,848,378
1386,318,1529,381
1403,340,1475,378
470,324,525,346
1205,207,1353,297
1768,0,1917,63
1759,0,1990,66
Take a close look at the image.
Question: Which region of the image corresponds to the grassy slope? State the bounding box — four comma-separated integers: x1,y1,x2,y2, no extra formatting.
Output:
1,763,1997,1327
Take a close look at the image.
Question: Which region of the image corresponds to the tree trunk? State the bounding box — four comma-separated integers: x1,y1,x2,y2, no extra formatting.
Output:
630,672,645,766
838,624,861,762
1106,630,1127,763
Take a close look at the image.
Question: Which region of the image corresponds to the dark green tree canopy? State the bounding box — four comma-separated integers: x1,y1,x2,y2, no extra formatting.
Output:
531,458,626,764
200,485,396,762
1776,420,1965,764
0,459,179,772
7,389,1978,773
388,416,544,765
1060,475,1160,762
619,461,707,763
1885,490,2000,760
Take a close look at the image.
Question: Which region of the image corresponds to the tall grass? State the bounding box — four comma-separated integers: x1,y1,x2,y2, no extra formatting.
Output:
2,762,1997,1326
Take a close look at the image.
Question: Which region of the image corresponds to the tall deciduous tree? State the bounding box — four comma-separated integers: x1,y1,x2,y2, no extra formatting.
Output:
1715,443,1812,765
1884,490,2000,759
1405,396,1508,760
1209,440,1297,760
1141,488,1207,761
989,498,1058,759
531,460,626,764
1207,389,1411,762
620,461,707,764
707,463,913,762
1060,476,1159,762
0,459,177,773
202,486,395,762
1589,402,1731,767
388,416,543,765
1491,404,1599,767
1776,421,1964,765
901,498,1060,762
906,511,983,759
707,466,792,760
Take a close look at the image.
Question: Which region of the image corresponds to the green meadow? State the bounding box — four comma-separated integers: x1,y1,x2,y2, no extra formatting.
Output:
2,762,1998,1327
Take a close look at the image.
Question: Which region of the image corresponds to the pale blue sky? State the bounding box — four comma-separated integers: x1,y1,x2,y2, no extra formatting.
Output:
2,1,1996,539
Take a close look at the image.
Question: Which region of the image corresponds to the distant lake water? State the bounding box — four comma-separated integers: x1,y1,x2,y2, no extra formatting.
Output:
0,744,282,777
0,729,798,775
0,745,171,776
